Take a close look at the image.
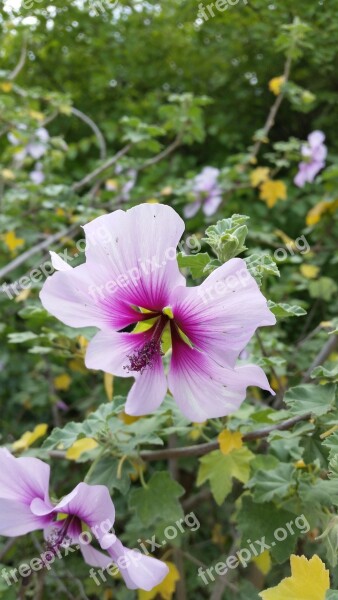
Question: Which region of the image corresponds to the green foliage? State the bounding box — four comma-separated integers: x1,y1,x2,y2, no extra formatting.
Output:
129,472,185,527
1,0,338,597
197,447,254,505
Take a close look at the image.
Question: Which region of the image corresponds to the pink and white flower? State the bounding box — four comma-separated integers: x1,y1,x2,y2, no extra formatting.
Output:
184,166,222,218
0,448,168,591
294,130,327,188
40,203,276,422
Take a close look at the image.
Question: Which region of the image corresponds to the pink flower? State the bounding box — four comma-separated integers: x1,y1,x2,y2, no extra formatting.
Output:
40,204,275,422
30,162,45,185
0,448,168,591
8,127,49,161
294,130,327,188
184,166,222,218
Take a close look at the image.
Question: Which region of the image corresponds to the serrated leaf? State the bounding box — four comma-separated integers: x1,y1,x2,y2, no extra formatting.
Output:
197,447,254,505
284,384,336,417
129,472,184,526
247,463,297,503
237,496,299,563
268,301,307,318
245,253,280,285
177,252,211,279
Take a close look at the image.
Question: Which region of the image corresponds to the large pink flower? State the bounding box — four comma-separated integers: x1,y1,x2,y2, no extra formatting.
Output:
0,449,168,591
40,204,276,421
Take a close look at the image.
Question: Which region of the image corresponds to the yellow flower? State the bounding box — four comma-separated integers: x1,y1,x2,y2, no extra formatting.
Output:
15,288,31,303
161,186,173,196
274,229,296,249
0,82,12,93
211,523,226,547
66,438,98,460
189,421,207,441
1,169,15,181
253,550,271,576
54,373,72,391
29,110,45,121
300,264,320,279
218,430,243,455
259,554,330,600
250,167,270,188
118,412,141,425
306,199,338,226
12,424,48,452
2,231,24,255
269,76,285,96
104,372,114,401
259,180,287,208
138,562,180,600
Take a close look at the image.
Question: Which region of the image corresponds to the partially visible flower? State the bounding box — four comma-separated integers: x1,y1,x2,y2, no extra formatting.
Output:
294,131,327,188
259,180,287,208
0,449,168,591
268,76,285,96
30,161,45,184
121,169,137,201
40,204,275,422
184,167,222,218
8,126,49,162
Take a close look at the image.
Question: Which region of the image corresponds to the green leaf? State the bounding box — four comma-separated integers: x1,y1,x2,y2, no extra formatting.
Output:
311,364,338,382
197,447,254,506
203,214,249,262
247,463,297,503
8,331,38,343
327,590,338,599
85,456,133,495
284,383,336,417
177,252,212,279
245,253,280,285
237,496,299,563
268,301,307,318
129,472,185,527
309,277,338,302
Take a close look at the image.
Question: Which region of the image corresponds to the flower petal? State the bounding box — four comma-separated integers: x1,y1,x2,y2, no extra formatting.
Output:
82,203,186,310
125,354,167,416
170,258,276,368
0,449,52,536
52,483,115,543
168,331,273,422
0,498,51,536
106,537,169,591
0,448,51,504
80,543,112,569
85,329,158,377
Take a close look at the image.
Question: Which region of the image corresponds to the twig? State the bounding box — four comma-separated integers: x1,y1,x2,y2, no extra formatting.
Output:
138,134,183,171
250,55,292,161
0,223,78,280
303,335,338,383
0,538,17,561
71,144,132,191
70,107,107,160
48,412,312,462
8,39,27,81
1,132,182,280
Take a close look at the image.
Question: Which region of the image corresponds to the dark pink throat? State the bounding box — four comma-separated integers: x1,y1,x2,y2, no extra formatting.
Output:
46,515,76,554
124,315,168,374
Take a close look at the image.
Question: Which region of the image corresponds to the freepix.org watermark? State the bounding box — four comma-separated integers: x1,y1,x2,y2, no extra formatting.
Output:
197,0,248,22
198,513,310,585
89,511,200,586
1,516,113,587
0,229,201,301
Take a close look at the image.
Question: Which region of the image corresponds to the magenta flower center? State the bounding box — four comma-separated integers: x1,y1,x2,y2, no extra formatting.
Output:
46,515,77,553
124,314,169,374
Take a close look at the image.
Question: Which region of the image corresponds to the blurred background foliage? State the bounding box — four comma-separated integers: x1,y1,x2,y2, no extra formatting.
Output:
0,0,338,598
